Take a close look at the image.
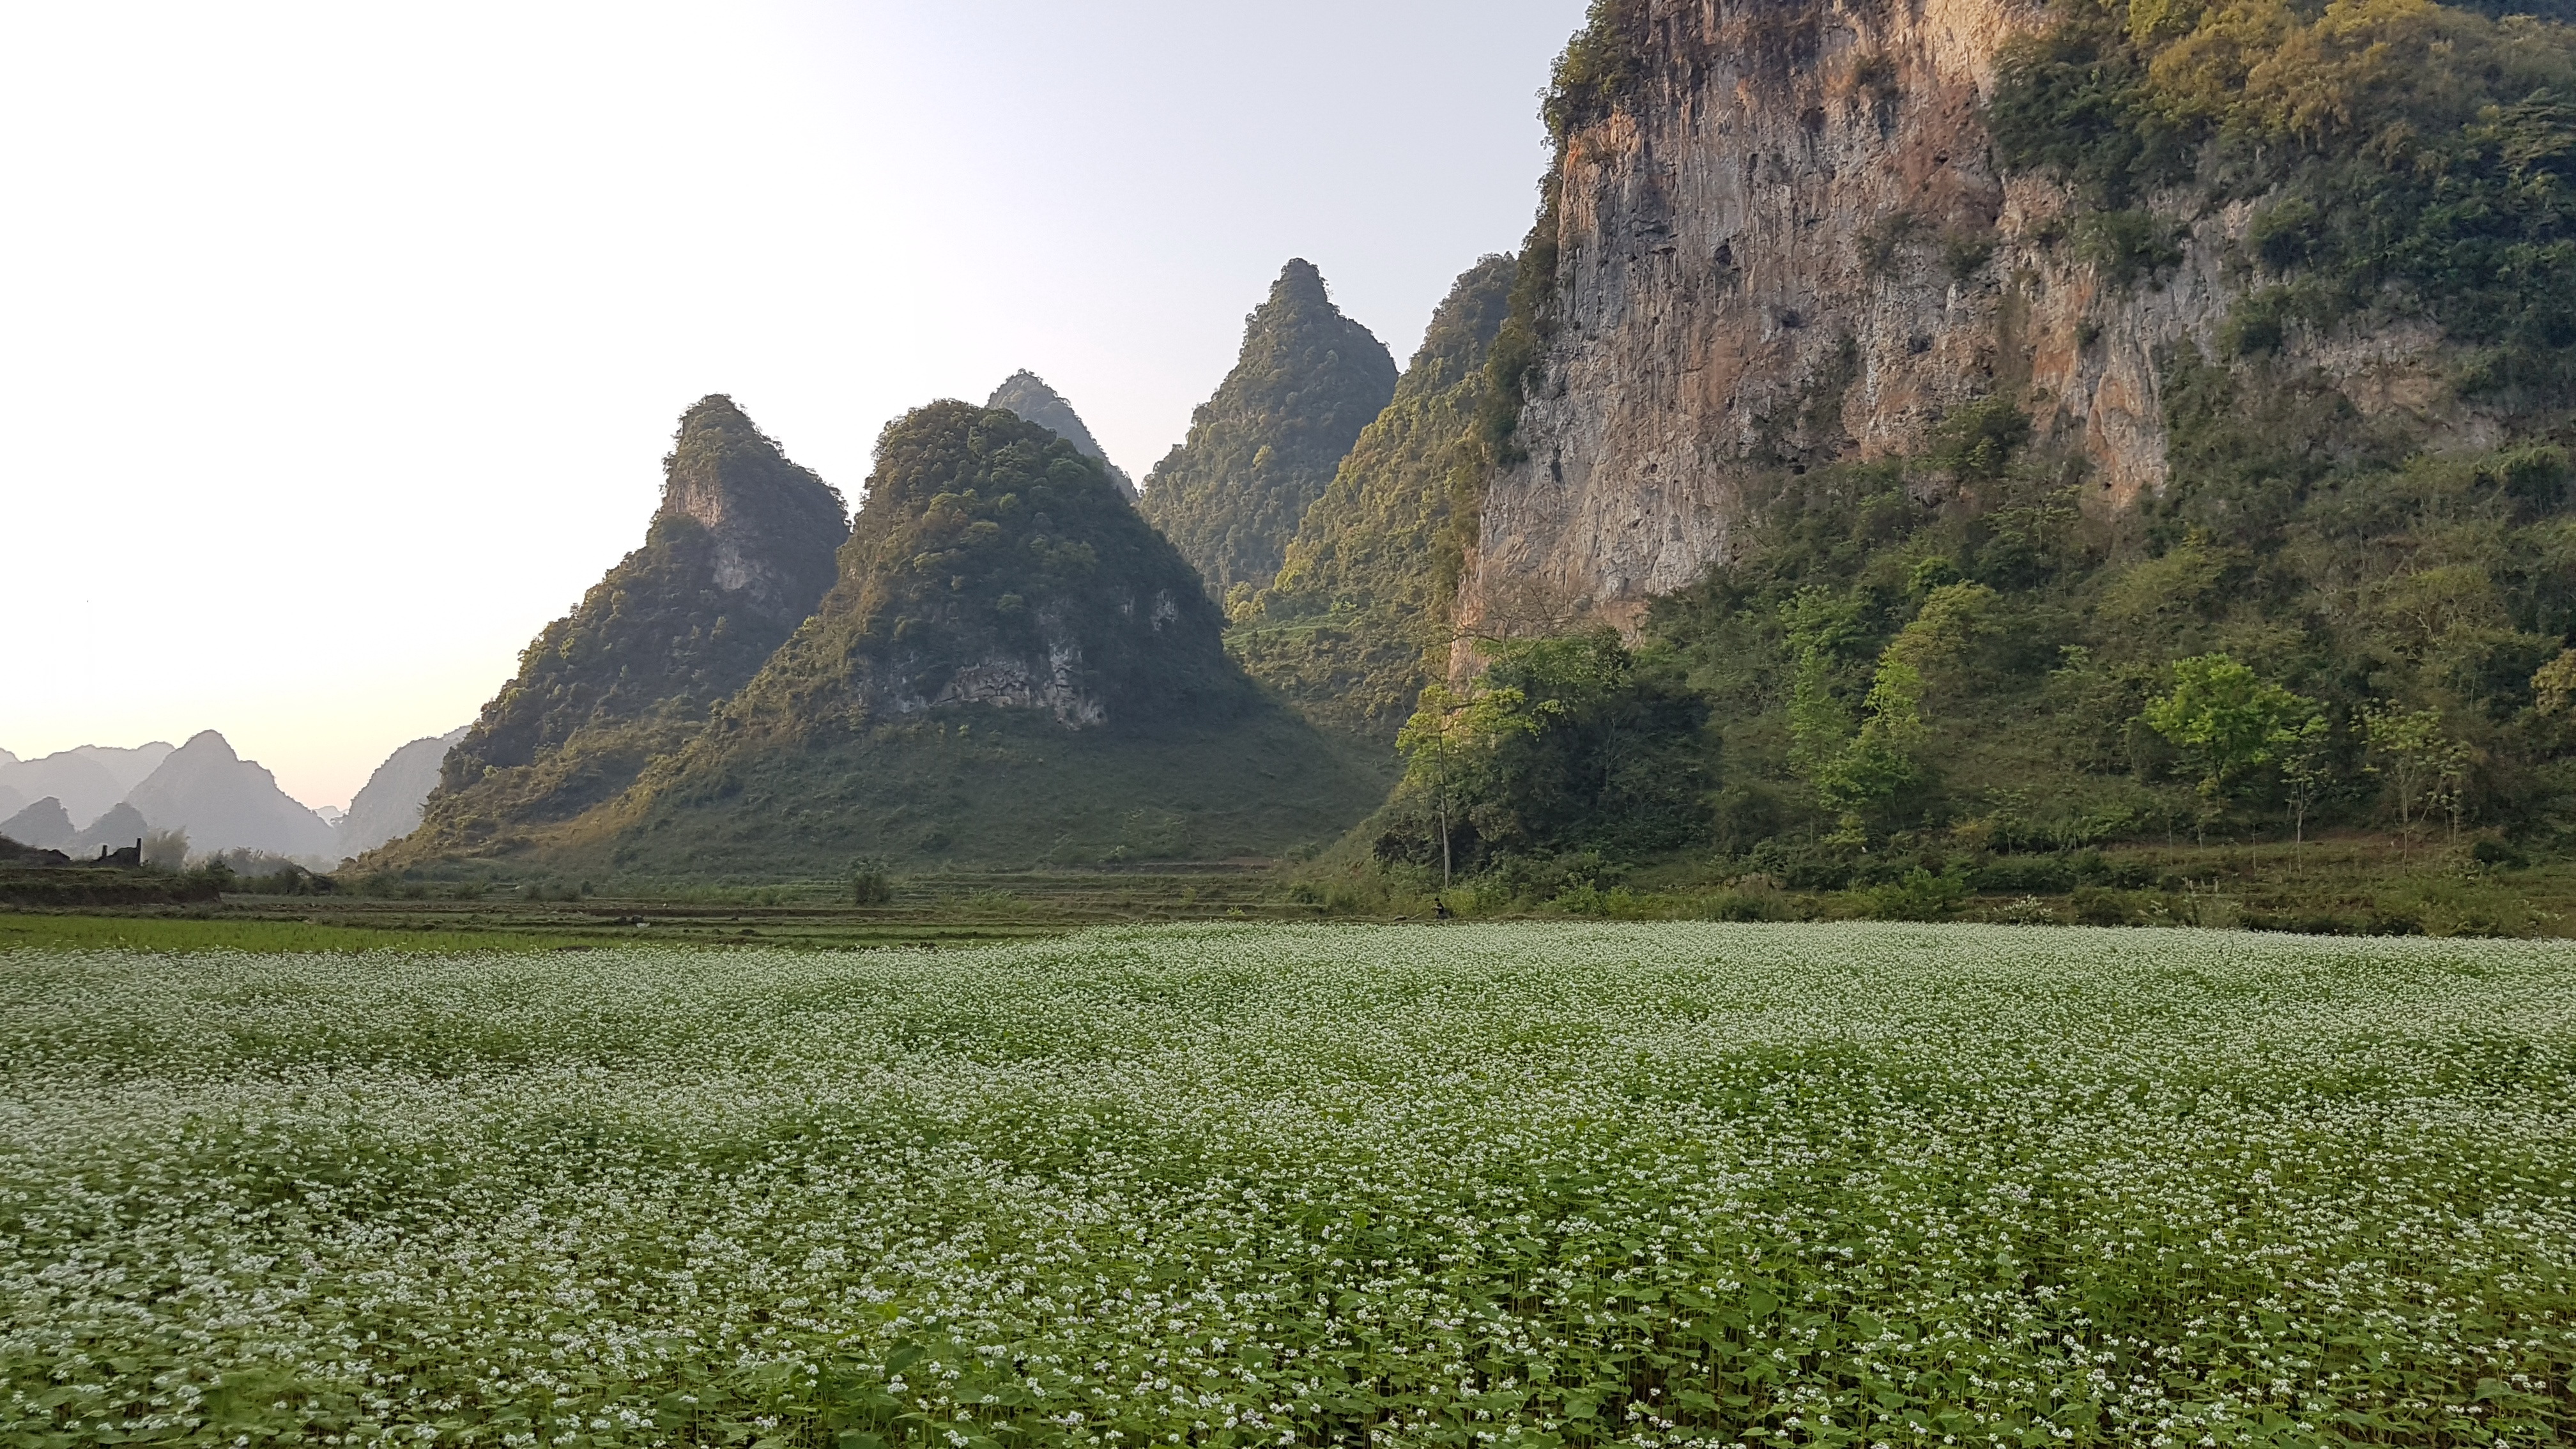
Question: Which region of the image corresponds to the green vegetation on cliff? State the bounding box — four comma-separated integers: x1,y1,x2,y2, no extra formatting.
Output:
1989,0,2576,390
1229,256,1517,741
1329,0,2576,913
579,403,1384,873
390,397,846,860
1138,261,1398,603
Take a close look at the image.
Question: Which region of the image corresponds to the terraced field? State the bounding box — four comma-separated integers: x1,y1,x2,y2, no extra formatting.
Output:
3,924,2572,1447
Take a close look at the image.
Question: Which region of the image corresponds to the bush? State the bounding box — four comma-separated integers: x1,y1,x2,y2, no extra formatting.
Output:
851,860,895,906
1866,868,1973,921
2071,885,2140,927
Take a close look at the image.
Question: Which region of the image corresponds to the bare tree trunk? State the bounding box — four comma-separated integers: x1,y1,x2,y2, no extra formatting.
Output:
1439,801,1452,890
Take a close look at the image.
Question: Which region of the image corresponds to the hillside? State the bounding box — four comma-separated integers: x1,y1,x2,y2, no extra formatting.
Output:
1230,256,1518,741
1138,261,1398,603
386,397,847,861
1329,0,2576,893
542,402,1386,875
988,371,1135,498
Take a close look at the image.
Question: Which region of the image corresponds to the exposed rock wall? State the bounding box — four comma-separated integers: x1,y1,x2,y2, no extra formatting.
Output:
1457,0,2297,639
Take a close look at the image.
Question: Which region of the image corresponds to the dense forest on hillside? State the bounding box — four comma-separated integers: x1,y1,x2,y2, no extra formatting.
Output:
395,397,847,861
1352,0,2576,907
580,404,1384,873
1230,256,1517,741
1139,261,1399,604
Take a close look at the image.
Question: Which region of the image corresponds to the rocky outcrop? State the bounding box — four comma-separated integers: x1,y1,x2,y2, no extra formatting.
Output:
1140,261,1399,601
393,397,849,857
989,371,1137,498
1455,0,2452,639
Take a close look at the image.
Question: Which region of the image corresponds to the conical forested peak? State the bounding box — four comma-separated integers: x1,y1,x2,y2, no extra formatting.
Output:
713,399,1230,731
657,395,850,599
1270,257,1331,309
585,397,1385,875
1140,259,1398,601
986,371,1137,498
1230,255,1523,740
384,398,852,861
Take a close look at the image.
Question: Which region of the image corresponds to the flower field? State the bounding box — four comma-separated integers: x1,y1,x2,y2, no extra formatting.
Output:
3,924,2573,1449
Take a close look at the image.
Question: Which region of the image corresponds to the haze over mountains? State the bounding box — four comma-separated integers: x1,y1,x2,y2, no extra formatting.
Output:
0,728,464,864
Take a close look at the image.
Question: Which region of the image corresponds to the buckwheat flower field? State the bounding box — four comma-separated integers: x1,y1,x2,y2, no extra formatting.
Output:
4,925,2573,1449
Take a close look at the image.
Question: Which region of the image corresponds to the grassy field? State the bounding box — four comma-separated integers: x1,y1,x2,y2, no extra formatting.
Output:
3,924,2571,1448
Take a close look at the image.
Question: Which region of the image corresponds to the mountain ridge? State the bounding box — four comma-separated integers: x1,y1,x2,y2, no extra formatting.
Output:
514,402,1386,875
1138,260,1399,604
388,395,850,862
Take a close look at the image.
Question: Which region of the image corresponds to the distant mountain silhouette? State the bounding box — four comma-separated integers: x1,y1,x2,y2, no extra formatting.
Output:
0,743,175,826
123,731,337,859
0,782,21,820
0,797,75,851
339,726,468,857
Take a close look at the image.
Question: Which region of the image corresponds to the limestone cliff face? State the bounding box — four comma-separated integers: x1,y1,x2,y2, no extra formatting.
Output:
1457,0,2456,639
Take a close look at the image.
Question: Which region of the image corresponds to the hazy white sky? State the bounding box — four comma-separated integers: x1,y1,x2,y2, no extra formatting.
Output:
1,0,1584,809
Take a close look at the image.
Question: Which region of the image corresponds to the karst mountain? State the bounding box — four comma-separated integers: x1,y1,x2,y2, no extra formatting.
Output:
1138,259,1397,602
337,726,468,858
0,797,75,852
123,731,337,860
383,395,848,862
988,371,1135,498
548,402,1383,873
0,743,173,827
1230,255,1517,740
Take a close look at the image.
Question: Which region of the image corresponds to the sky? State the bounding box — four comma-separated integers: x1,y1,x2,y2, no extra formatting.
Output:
0,0,1587,811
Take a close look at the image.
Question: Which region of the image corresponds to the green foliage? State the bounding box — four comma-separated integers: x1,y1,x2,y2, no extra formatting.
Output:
597,404,1386,872
1866,866,1975,919
2142,652,2324,804
1544,0,1653,141
1138,261,1399,597
1641,339,2576,861
2362,704,2477,838
1375,631,1712,874
1989,0,2576,387
1231,257,1518,741
848,858,894,906
2074,208,2184,286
